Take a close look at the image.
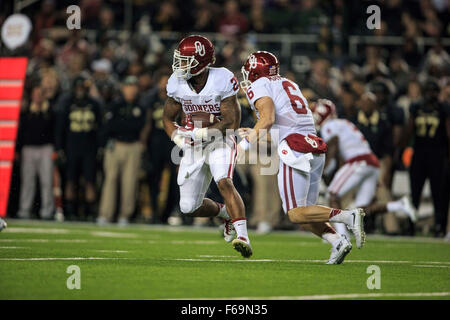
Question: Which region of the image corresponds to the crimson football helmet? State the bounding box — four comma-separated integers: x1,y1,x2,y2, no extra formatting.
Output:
172,35,215,80
310,99,337,129
240,51,280,91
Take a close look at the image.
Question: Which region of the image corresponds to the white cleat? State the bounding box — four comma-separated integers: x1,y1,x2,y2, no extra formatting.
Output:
347,208,366,249
398,196,418,223
232,236,253,258
326,235,352,264
223,219,236,242
445,232,450,242
0,218,7,232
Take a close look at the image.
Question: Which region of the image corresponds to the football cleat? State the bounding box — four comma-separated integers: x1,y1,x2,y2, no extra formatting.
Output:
0,218,7,232
223,219,236,242
232,237,253,258
326,235,352,264
347,208,366,249
399,196,418,223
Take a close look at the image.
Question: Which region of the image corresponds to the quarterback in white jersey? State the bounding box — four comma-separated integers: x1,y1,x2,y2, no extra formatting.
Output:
163,35,252,258
312,95,417,236
238,51,366,264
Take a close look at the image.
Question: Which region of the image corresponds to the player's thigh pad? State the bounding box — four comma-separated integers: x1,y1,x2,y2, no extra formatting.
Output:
328,161,372,198
207,137,237,183
354,166,379,207
306,154,325,206
278,158,310,214
178,149,212,214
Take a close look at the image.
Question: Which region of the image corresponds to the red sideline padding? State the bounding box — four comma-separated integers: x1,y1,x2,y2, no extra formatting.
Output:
0,85,24,100
0,57,28,217
0,123,18,140
0,143,15,161
0,104,20,120
0,163,12,217
0,58,28,79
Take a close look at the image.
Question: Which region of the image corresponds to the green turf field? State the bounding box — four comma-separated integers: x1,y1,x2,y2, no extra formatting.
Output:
0,219,449,300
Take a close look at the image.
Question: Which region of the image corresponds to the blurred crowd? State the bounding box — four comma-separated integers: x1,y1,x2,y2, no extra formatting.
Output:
1,0,449,236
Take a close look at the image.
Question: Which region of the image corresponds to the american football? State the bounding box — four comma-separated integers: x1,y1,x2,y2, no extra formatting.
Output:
190,111,221,128
0,0,449,310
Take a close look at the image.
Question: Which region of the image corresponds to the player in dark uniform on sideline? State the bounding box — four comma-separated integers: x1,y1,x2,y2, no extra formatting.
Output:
141,72,180,224
55,76,102,220
406,80,450,237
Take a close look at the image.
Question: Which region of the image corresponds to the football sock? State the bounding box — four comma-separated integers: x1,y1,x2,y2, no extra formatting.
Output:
321,225,341,245
232,218,249,241
215,202,230,220
333,222,351,239
329,208,353,225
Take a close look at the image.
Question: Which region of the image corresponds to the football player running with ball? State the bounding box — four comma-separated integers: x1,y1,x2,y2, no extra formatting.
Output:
163,35,252,258
237,51,364,264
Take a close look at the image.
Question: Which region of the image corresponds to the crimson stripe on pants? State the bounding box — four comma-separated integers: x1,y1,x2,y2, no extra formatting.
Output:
227,137,237,178
330,164,355,194
283,163,290,211
288,166,297,208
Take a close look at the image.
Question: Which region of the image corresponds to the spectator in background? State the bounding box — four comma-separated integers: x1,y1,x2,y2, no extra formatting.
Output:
397,80,422,119
32,0,57,46
98,76,145,226
56,76,102,220
371,81,405,188
141,72,179,224
406,80,450,237
336,82,358,120
17,86,55,219
353,92,399,234
192,2,217,33
249,0,270,33
151,1,180,32
307,59,336,101
218,0,249,35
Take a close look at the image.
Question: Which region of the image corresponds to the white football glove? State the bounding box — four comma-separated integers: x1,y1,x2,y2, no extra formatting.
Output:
236,136,250,163
178,127,208,141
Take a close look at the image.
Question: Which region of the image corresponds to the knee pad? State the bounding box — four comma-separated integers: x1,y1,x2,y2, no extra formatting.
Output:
179,198,201,215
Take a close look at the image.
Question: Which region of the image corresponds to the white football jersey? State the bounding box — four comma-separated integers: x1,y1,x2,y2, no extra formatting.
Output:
320,118,372,161
245,76,316,142
167,67,239,116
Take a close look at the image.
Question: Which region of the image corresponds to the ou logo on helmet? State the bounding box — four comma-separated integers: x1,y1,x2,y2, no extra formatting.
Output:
248,54,257,69
194,41,205,56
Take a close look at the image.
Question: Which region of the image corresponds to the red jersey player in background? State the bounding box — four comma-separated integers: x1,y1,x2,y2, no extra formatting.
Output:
311,95,417,239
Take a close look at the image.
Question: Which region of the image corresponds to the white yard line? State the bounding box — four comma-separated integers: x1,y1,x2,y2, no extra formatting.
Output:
197,255,236,258
90,231,137,238
0,257,127,261
413,265,450,268
0,246,27,249
4,228,69,234
169,258,450,265
170,240,220,245
94,250,129,253
172,292,450,300
0,239,89,243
